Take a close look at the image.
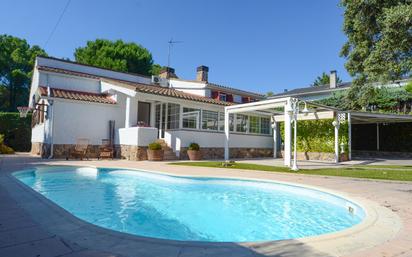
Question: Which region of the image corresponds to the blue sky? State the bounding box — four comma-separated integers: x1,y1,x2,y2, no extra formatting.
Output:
1,0,349,94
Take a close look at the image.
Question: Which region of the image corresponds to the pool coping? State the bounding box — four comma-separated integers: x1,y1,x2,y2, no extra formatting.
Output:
3,162,402,257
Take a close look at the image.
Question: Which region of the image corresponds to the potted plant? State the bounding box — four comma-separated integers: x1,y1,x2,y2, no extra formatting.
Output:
187,142,201,160
147,142,164,161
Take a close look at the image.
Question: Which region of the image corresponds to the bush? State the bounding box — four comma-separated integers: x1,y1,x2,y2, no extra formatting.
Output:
188,142,200,151
0,134,15,154
148,142,162,150
0,112,32,152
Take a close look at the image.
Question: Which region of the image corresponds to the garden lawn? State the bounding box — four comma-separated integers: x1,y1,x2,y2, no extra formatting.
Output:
171,162,412,181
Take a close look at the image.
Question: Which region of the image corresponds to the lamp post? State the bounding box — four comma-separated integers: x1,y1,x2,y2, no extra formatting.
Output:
288,99,310,171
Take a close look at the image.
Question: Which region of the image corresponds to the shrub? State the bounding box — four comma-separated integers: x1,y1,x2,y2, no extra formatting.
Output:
0,112,32,152
188,142,200,151
148,142,162,150
0,134,15,154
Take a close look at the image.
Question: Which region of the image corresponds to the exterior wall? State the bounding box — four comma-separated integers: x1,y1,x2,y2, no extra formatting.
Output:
118,127,158,146
37,57,151,85
52,99,125,145
168,79,208,97
39,72,101,93
31,124,45,143
164,130,273,157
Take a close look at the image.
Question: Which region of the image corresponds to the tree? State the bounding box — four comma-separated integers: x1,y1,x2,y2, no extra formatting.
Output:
312,72,342,87
340,0,412,108
266,91,274,97
74,39,160,76
0,35,47,111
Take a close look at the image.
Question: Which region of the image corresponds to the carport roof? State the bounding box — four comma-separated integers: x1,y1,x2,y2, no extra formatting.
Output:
349,112,412,124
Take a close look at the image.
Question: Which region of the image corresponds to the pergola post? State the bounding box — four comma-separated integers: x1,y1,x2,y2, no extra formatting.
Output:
272,120,278,158
333,115,340,164
376,123,380,151
224,109,230,161
284,99,292,167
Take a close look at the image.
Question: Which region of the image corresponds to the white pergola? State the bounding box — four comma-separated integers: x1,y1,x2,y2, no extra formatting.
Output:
224,97,412,169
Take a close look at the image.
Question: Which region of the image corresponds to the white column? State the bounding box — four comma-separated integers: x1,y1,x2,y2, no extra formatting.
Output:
125,96,131,128
348,113,352,160
273,121,278,158
376,123,380,151
333,117,340,164
224,109,230,161
284,100,292,167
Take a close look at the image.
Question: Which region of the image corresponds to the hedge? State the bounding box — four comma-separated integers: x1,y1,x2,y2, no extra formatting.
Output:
0,112,32,152
279,119,348,153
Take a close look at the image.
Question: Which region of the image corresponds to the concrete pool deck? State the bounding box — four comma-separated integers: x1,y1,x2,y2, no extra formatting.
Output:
0,154,411,257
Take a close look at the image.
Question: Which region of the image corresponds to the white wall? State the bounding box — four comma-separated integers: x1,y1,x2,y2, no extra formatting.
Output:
168,79,208,97
39,72,101,93
31,124,45,143
165,130,273,155
118,127,158,146
37,57,151,85
52,99,125,145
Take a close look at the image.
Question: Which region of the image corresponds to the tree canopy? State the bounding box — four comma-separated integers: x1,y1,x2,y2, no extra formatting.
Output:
340,0,412,108
312,72,342,87
74,39,161,76
0,34,47,111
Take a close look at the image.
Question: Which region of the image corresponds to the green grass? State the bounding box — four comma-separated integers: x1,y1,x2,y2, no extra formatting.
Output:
171,162,412,181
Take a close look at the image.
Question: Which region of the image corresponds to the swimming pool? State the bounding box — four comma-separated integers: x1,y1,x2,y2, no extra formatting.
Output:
14,166,365,242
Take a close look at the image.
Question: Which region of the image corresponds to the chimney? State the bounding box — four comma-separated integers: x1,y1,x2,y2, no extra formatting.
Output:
159,67,177,79
196,65,209,82
330,70,337,88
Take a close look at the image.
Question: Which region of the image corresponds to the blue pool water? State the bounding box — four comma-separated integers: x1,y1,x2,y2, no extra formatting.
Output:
14,166,364,242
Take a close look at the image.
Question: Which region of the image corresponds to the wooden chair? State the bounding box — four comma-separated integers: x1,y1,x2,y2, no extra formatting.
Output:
98,139,114,160
66,138,89,160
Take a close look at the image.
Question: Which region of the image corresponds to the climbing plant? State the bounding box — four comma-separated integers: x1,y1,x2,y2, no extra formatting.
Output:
279,119,348,153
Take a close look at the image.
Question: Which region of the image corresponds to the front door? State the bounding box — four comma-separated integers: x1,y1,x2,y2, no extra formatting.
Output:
137,101,151,126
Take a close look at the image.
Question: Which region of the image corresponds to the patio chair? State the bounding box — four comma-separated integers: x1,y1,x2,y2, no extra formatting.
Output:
66,138,89,160
98,139,114,160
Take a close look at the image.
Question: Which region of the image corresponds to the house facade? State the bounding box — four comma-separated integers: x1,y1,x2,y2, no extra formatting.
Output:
29,56,274,160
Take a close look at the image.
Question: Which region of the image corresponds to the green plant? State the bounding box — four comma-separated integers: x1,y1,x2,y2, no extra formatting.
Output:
0,133,14,154
279,119,348,153
188,142,200,151
148,142,162,150
405,81,412,94
0,112,32,151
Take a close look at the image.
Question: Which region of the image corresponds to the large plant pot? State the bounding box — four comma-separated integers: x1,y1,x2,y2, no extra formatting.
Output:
187,150,202,161
340,153,349,162
147,149,164,161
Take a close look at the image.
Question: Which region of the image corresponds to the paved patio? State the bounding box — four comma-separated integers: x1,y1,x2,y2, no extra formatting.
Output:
0,154,411,257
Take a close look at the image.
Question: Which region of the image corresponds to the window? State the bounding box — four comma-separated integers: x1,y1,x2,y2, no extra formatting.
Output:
167,103,180,129
183,107,200,129
219,113,234,131
249,116,260,134
219,93,227,102
236,114,248,133
202,110,218,130
261,117,271,135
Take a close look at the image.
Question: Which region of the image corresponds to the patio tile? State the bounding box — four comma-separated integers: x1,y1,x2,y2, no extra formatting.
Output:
0,216,37,232
0,225,52,247
61,249,121,257
178,246,257,257
0,237,74,257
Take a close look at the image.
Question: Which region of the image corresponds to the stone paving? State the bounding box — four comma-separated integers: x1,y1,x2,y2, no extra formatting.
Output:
0,154,411,257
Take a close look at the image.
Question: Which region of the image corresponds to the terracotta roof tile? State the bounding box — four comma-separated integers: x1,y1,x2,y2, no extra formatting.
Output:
38,65,232,106
103,79,233,106
38,86,116,104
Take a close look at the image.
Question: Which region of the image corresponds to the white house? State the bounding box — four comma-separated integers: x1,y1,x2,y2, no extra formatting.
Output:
29,56,274,160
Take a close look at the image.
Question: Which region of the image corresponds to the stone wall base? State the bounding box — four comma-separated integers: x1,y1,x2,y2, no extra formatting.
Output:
30,142,50,158
31,143,273,161
179,147,273,160
280,151,348,162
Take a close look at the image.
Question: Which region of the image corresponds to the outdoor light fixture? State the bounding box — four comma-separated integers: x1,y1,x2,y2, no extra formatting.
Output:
301,102,309,116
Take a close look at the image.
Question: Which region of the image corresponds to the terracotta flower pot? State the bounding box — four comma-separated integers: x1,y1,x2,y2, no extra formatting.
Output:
187,150,201,161
147,149,164,161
